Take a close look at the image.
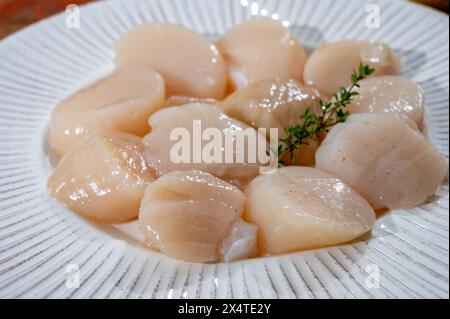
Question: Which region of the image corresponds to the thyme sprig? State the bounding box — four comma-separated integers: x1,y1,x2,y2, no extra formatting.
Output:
277,63,375,166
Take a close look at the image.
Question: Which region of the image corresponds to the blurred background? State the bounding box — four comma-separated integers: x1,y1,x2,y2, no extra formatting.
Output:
0,0,93,39
0,0,448,40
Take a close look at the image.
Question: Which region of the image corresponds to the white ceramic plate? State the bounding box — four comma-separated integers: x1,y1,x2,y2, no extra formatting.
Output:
0,0,448,299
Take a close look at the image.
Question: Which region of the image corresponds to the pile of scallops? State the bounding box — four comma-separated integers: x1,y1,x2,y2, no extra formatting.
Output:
47,20,448,263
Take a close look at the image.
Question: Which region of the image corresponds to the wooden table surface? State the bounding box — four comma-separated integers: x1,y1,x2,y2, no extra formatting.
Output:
0,0,448,40
0,0,94,40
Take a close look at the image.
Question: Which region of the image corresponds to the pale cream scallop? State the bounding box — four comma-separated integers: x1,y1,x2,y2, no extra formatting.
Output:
304,41,401,97
115,22,227,99
316,113,448,210
244,166,375,255
218,19,308,91
48,67,165,156
139,170,257,263
222,79,321,134
142,103,266,189
346,75,425,126
48,131,157,223
221,79,321,166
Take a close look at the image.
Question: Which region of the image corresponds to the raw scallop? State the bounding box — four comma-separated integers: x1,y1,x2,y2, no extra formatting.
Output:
48,67,165,156
304,41,400,97
221,78,321,165
244,166,376,254
316,113,448,210
222,79,321,134
139,170,257,262
115,22,227,99
346,75,425,126
48,131,156,223
142,103,267,188
218,19,307,91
